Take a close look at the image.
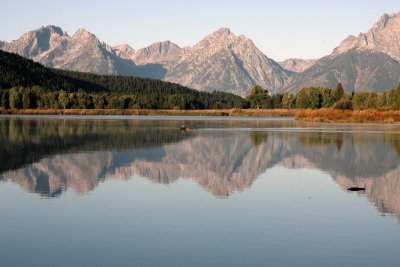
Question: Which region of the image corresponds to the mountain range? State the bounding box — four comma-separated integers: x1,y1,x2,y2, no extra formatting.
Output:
1,12,400,95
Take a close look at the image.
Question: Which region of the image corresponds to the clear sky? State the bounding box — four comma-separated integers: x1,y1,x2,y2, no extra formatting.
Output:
1,0,399,61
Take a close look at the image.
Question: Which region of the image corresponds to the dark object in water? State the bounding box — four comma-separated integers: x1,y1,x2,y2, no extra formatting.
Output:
180,125,195,132
347,187,366,191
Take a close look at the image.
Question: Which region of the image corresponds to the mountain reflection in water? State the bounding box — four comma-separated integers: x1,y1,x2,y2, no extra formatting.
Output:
1,116,400,221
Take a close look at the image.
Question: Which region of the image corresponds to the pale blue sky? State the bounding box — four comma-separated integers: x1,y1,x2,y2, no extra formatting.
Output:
1,0,399,61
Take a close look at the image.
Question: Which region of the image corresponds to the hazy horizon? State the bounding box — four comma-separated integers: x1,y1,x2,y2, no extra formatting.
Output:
1,0,399,61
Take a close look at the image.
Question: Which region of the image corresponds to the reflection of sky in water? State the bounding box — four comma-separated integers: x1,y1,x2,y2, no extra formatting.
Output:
1,166,399,267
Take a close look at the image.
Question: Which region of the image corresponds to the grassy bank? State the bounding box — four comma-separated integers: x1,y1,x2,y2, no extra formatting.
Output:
295,108,400,123
3,108,400,123
0,108,295,117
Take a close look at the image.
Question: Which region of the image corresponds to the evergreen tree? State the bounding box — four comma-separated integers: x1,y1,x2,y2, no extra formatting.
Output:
332,82,344,102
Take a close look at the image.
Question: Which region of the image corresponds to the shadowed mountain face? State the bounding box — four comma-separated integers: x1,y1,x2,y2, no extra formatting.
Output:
1,117,400,221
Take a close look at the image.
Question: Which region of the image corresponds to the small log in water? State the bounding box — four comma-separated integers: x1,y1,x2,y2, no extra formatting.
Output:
347,187,366,191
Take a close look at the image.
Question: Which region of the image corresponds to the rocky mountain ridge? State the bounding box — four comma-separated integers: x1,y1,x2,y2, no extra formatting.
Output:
333,12,400,60
284,50,400,93
0,26,290,95
1,11,400,94
113,40,183,65
163,28,290,95
284,11,400,92
278,58,317,73
1,26,125,74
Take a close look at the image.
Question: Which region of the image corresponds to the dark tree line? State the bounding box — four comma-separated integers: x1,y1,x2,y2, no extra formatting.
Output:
3,82,400,111
0,86,248,110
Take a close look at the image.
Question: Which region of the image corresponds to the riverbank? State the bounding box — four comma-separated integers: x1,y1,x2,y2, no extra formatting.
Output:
0,108,295,117
295,109,400,123
2,108,400,123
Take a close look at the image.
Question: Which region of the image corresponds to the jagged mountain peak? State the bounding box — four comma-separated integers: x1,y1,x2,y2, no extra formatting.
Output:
279,58,317,73
18,25,67,39
113,44,136,59
375,12,400,29
115,40,182,65
133,40,182,64
212,27,232,36
2,11,400,95
191,28,268,58
194,27,239,48
39,25,66,36
72,28,97,40
113,43,134,50
0,25,70,59
283,50,400,93
206,27,253,42
376,13,390,28
333,11,400,60
145,40,180,50
282,12,400,92
165,27,289,96
142,40,182,57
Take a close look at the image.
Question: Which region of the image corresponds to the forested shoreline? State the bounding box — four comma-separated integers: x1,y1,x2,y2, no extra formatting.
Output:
0,50,247,109
2,82,400,111
1,49,400,112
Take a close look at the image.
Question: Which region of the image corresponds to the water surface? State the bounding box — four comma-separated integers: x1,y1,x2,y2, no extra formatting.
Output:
1,115,400,267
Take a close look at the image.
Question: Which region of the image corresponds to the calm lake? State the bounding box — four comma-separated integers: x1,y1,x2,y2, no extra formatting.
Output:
1,115,400,267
